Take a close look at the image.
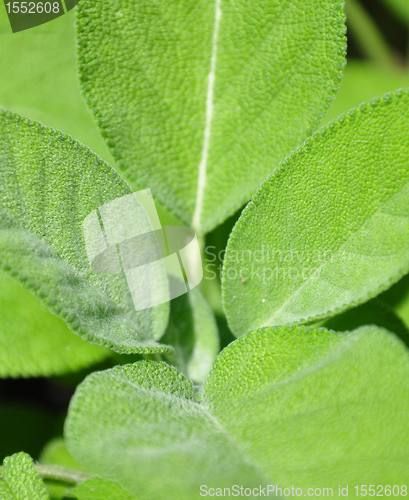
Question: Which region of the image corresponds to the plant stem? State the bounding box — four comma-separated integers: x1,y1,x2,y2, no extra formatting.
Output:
34,464,89,486
345,0,396,67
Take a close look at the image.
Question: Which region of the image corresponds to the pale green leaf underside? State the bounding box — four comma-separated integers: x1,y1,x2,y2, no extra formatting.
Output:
76,0,345,234
0,452,49,500
162,288,219,384
65,325,409,498
0,111,170,354
0,9,113,164
0,269,108,377
67,477,139,500
223,89,409,336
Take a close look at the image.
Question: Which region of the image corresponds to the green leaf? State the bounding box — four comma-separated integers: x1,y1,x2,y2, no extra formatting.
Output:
223,89,409,336
0,270,109,377
321,298,409,345
65,362,267,500
0,452,49,499
203,325,409,489
65,325,409,497
0,110,170,354
76,0,346,234
66,477,139,500
323,62,409,125
162,288,219,384
0,8,113,164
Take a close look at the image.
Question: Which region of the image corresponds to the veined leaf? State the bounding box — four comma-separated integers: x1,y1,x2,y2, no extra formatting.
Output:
66,477,140,500
0,110,170,354
0,270,109,377
323,61,409,125
65,362,267,500
0,452,49,500
223,89,409,336
76,0,346,234
65,325,409,498
162,288,219,384
203,325,409,490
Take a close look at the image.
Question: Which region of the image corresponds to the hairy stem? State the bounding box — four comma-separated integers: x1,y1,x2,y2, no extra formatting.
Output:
346,0,396,67
35,464,89,486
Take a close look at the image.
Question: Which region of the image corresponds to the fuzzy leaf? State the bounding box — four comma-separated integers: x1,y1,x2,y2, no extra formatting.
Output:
162,288,219,384
76,0,346,234
0,452,49,499
65,325,409,498
0,270,108,377
65,362,267,500
223,89,409,336
0,110,170,354
203,325,409,489
67,477,139,500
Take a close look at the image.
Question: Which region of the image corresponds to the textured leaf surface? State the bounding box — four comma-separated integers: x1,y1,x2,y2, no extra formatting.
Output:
223,90,409,336
0,9,112,163
203,325,409,490
162,288,219,384
65,362,267,500
323,61,409,124
0,110,170,353
67,477,139,500
0,270,108,377
0,452,49,499
76,0,345,234
65,325,409,498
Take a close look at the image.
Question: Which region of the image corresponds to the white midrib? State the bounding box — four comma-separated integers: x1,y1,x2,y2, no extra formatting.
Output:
192,0,222,231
